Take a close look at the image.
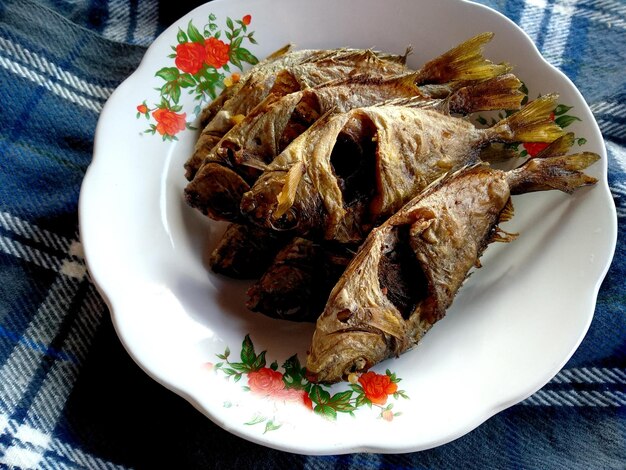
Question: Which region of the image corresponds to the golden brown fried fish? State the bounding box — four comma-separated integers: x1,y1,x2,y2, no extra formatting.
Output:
305,134,599,383
241,95,565,243
185,46,412,179
184,73,522,221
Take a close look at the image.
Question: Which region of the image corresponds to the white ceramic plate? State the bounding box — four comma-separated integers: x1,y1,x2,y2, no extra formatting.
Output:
80,0,617,455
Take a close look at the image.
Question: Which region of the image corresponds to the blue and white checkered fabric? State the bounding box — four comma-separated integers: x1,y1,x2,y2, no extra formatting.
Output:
0,0,624,468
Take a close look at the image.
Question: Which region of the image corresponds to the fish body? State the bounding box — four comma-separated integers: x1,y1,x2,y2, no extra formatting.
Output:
185,47,410,179
208,223,287,279
305,136,599,383
241,95,563,243
246,237,353,322
185,32,508,181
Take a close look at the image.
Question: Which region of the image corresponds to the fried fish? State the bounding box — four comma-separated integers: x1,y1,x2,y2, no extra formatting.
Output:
305,134,599,383
185,73,522,221
246,237,353,322
208,223,287,279
241,95,565,243
185,32,509,181
185,46,412,179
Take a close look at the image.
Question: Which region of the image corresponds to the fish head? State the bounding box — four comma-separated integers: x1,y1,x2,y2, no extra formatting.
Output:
306,286,403,383
306,326,390,384
184,162,250,222
240,171,299,230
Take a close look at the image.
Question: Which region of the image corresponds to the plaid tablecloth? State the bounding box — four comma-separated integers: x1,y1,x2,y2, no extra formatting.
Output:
0,0,624,468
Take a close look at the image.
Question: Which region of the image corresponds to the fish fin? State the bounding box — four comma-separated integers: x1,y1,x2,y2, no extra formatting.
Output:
507,152,600,194
266,44,294,60
414,32,511,85
489,226,519,243
534,132,576,158
447,74,524,114
269,69,302,95
498,197,515,222
313,48,398,67
487,94,565,144
274,161,305,219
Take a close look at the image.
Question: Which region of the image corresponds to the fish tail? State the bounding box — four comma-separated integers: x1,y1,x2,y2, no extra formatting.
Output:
487,94,565,144
506,138,600,194
414,32,511,85
448,74,524,114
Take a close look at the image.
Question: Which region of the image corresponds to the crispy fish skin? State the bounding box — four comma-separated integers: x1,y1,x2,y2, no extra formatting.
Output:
208,223,287,279
305,136,599,383
241,94,564,243
186,32,508,181
185,73,523,222
185,48,411,180
246,237,353,322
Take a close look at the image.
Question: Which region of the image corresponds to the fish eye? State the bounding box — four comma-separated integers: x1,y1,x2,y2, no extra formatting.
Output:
268,207,299,231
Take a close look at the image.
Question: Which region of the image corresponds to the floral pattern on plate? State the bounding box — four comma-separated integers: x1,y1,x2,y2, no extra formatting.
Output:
136,13,259,140
205,335,408,431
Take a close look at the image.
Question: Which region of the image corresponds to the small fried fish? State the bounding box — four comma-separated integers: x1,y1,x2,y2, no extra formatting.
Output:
184,73,522,221
305,134,599,383
185,46,411,179
241,95,565,243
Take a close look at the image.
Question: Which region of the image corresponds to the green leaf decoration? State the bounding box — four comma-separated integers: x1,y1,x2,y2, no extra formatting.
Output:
270,360,279,371
282,355,308,389
187,20,204,44
309,385,331,405
209,23,218,32
264,420,282,433
155,67,180,82
231,36,244,50
555,114,581,128
577,137,587,146
355,394,370,408
314,404,337,420
170,83,181,104
250,350,267,371
177,28,188,44
229,51,243,70
554,104,574,116
240,335,256,366
226,17,234,30
327,391,357,412
179,74,197,88
236,47,259,65
245,414,266,426
209,13,217,21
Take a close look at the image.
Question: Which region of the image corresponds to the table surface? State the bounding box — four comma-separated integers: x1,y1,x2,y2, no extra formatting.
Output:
0,0,624,468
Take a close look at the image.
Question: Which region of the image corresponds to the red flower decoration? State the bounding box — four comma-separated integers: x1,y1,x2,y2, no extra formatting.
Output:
242,15,252,26
358,372,398,405
175,41,206,74
247,368,285,396
136,103,148,114
204,37,230,69
152,108,187,136
273,388,314,410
